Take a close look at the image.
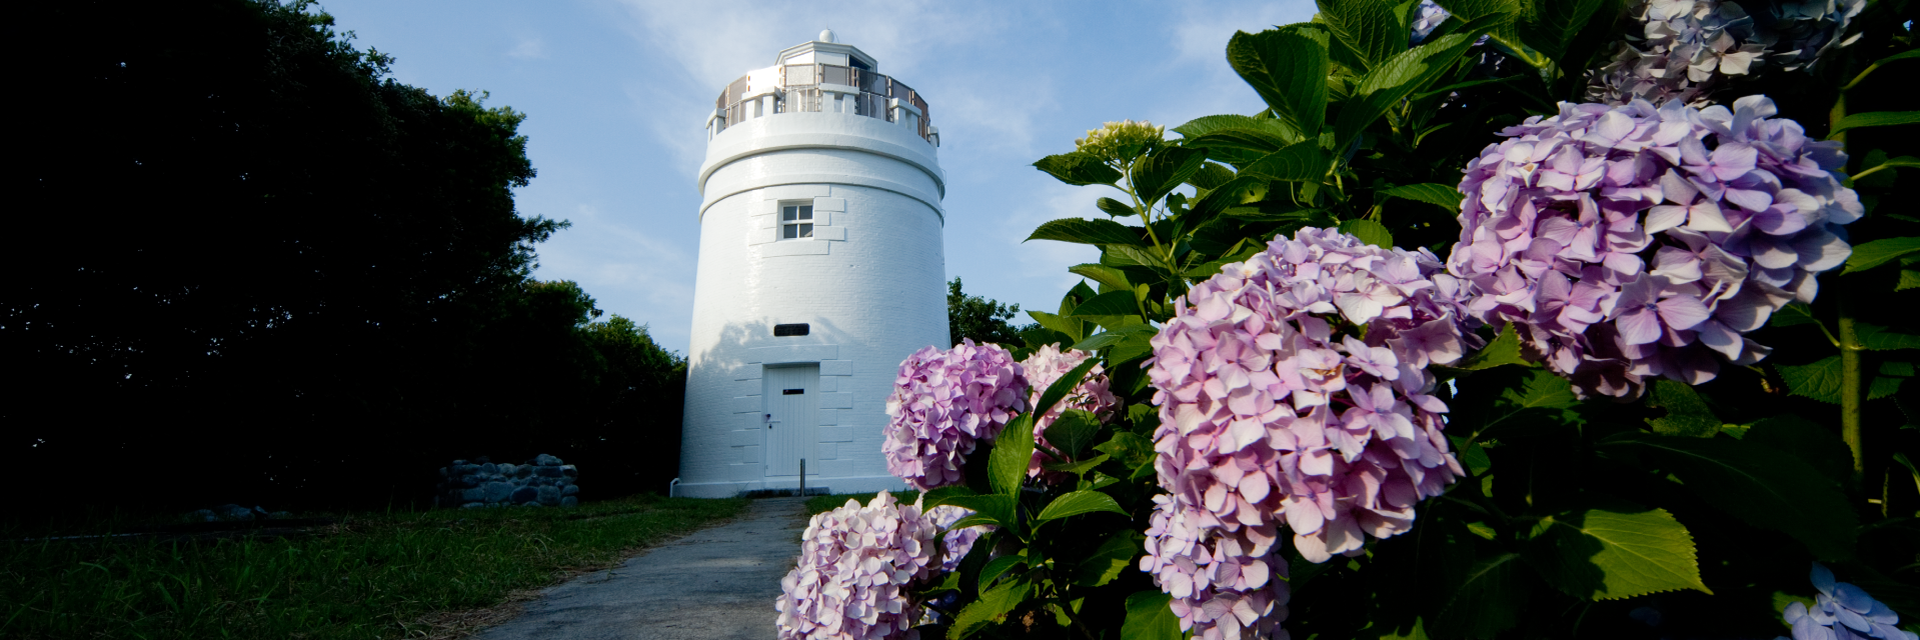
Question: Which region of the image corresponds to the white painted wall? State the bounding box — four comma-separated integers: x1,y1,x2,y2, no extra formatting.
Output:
677,108,948,498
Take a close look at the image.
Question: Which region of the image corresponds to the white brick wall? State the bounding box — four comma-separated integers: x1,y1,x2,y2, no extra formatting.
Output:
677,106,947,498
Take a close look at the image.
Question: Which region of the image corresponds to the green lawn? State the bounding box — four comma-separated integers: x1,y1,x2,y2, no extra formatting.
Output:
804,492,882,516
0,494,746,639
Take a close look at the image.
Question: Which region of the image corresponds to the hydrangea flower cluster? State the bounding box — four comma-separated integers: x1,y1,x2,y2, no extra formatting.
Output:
1075,119,1165,163
1741,0,1866,72
1449,95,1860,398
884,340,1030,491
1776,563,1918,640
1587,0,1766,107
776,492,938,640
1410,0,1451,45
922,504,988,574
1020,344,1119,477
1140,227,1473,638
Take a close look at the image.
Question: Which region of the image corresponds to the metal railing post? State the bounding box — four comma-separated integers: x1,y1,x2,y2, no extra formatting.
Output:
799,459,807,496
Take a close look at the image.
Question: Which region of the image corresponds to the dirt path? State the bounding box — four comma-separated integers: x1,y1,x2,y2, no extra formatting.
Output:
473,497,807,640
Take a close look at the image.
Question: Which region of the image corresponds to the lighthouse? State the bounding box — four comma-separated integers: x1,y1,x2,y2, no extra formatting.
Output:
674,30,949,498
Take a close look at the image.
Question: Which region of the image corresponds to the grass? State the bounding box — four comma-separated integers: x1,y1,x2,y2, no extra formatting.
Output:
0,494,747,639
804,492,881,516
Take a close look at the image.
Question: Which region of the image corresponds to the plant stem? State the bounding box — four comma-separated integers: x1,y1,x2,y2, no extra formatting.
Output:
1830,91,1866,486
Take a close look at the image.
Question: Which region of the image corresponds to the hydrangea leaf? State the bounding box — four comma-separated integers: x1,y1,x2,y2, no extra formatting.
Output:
1430,552,1529,639
1041,453,1109,476
988,413,1037,497
1073,531,1145,587
1068,263,1135,293
1026,311,1086,344
1183,128,1295,158
1744,415,1852,485
1513,0,1608,65
1381,182,1466,211
1451,367,1584,440
1448,435,1493,475
1598,432,1859,560
1240,139,1330,182
1523,507,1710,600
1778,355,1845,404
1033,151,1121,186
1106,330,1158,367
1337,218,1394,248
1131,147,1209,209
1453,322,1529,370
1840,236,1920,275
1332,13,1510,154
1094,197,1137,218
1315,0,1407,73
977,555,1027,591
1071,324,1157,351
949,576,1032,639
1067,291,1142,318
1026,218,1146,247
1872,361,1913,400
1035,490,1127,522
1828,111,1920,138
1646,379,1722,438
1855,323,1920,351
1120,591,1183,640
1042,410,1104,460
1187,161,1239,191
1223,26,1328,138
939,494,1015,529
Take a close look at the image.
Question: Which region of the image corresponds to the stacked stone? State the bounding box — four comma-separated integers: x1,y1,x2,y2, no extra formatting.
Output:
436,453,580,508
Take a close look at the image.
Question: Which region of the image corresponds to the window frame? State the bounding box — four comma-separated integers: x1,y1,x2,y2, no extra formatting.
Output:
779,203,815,240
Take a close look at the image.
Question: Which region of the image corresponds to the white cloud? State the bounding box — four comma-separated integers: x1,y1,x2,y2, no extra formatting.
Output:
507,37,547,60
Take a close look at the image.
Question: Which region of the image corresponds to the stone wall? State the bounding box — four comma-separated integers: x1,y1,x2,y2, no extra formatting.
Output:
436,454,579,508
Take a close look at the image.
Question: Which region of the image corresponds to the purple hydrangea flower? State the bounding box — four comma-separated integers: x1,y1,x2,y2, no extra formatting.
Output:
923,504,989,574
1740,0,1866,72
1140,228,1474,638
1587,0,1767,107
1020,343,1119,478
883,339,1030,491
1411,0,1451,45
1777,563,1918,640
776,492,938,640
1449,95,1860,399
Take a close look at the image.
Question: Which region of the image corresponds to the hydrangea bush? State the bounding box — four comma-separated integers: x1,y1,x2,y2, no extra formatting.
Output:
776,492,939,640
778,1,1914,638
1449,94,1860,398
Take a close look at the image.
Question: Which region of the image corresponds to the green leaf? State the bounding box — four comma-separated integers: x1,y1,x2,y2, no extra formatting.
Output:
1524,507,1710,600
1856,323,1920,351
1873,360,1913,400
1184,175,1267,230
1103,244,1171,270
1042,454,1110,476
1338,218,1394,248
922,485,979,508
1453,322,1529,370
940,494,1017,528
1068,264,1135,293
1131,146,1209,208
1598,432,1859,560
1043,410,1105,460
1027,218,1145,247
1068,290,1142,318
1033,151,1122,186
1240,139,1330,182
1744,415,1852,485
1841,237,1920,274
1183,129,1296,158
989,414,1037,496
978,555,1027,590
1224,27,1330,139
950,577,1032,639
1074,532,1144,587
1027,311,1086,344
1095,197,1138,218
1431,553,1528,639
1382,182,1465,211
1829,111,1920,138
1316,0,1407,73
1095,431,1157,478
1072,324,1157,351
1188,162,1239,190
1120,591,1182,640
1646,379,1721,437
1901,265,1920,291
1449,435,1493,475
1513,0,1607,64
1036,358,1104,423
1437,0,1543,68
1451,367,1583,439
1771,302,1820,327
1036,490,1128,522
1332,13,1510,154
1778,356,1844,404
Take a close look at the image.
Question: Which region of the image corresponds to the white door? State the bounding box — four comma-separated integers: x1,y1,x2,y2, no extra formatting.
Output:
763,364,819,477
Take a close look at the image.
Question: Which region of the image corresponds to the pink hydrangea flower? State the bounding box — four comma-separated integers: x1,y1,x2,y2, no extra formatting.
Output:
776,492,938,640
922,504,989,574
1020,343,1119,478
1587,0,1766,107
883,340,1030,491
1449,95,1860,398
1141,227,1473,638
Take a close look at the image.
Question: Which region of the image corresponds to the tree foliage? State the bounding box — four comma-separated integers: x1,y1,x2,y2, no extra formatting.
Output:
948,277,1035,348
7,0,682,511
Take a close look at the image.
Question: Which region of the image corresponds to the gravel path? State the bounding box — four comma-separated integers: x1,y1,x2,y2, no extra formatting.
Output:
474,497,807,640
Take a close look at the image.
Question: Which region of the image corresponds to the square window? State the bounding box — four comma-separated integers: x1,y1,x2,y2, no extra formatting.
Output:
779,203,817,240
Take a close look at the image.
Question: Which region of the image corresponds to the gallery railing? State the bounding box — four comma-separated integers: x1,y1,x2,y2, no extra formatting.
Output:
712,64,934,144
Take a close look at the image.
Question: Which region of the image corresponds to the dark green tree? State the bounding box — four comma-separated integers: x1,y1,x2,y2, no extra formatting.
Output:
5,0,623,511
947,277,1034,347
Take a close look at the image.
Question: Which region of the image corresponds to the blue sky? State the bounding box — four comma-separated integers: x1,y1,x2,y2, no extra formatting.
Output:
318,0,1316,354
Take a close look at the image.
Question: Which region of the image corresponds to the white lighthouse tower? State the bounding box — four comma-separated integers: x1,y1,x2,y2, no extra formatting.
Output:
675,30,949,498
